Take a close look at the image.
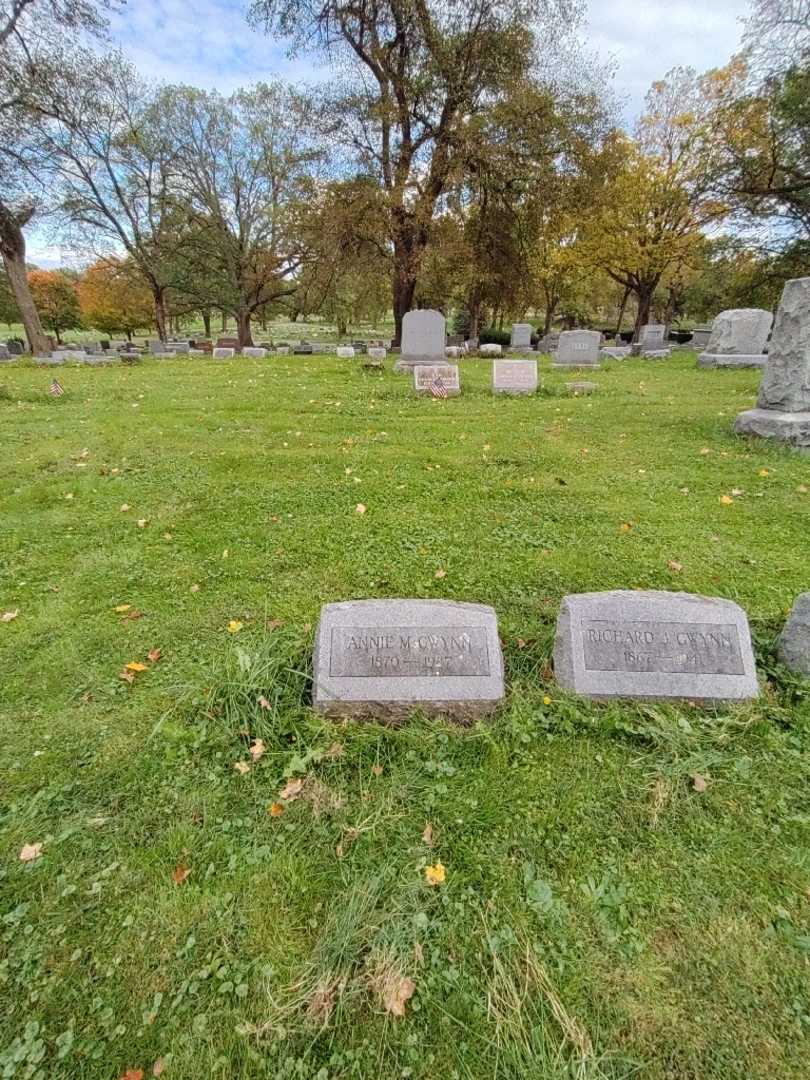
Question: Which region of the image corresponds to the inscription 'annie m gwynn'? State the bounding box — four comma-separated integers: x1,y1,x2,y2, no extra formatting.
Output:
313,600,504,720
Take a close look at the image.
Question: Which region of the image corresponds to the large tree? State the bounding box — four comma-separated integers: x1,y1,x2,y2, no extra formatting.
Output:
165,83,319,349
249,0,581,343
77,257,155,339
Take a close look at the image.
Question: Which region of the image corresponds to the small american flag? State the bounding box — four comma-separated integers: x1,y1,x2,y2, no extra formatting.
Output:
49,378,64,397
430,376,448,399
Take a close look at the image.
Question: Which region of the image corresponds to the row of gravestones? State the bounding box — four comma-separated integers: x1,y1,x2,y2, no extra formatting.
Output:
311,588,810,720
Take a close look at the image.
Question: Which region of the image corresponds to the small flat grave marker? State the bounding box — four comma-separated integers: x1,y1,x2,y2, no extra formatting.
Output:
313,599,504,720
554,590,758,702
413,364,460,396
493,359,537,394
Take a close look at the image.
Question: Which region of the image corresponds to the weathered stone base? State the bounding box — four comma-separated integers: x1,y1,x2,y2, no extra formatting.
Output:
551,363,601,370
734,407,810,448
641,348,671,359
393,357,443,372
566,381,598,394
600,347,631,359
698,353,767,369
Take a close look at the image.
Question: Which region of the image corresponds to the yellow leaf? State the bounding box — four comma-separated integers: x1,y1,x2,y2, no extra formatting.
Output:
190,583,201,593
227,620,243,634
422,822,434,846
119,503,130,512
125,661,148,672
233,761,251,775
1,609,19,623
381,973,416,1017
371,764,383,777
424,862,446,886
667,560,683,573
543,695,552,705
798,485,808,494
137,518,148,528
113,604,131,613
620,522,633,533
268,802,284,817
758,469,769,477
249,738,266,762
355,503,367,515
19,842,43,862
719,495,733,505
434,569,446,579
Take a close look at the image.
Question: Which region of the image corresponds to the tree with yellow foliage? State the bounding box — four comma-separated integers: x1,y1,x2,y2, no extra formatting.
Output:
77,259,155,340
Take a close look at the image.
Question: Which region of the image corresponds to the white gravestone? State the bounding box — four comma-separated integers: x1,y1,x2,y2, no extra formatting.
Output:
492,359,538,395
313,599,505,721
336,346,356,359
735,277,810,447
698,308,772,369
413,364,460,396
212,347,235,359
242,346,267,358
554,590,758,702
395,309,446,371
510,323,533,353
479,343,502,357
553,330,601,368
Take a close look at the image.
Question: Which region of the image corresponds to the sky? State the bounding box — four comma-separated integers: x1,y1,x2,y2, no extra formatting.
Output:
28,0,752,266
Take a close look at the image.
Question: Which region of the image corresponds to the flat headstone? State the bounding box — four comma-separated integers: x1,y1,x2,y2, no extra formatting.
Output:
690,328,712,349
735,277,810,447
600,346,631,359
413,364,460,396
313,599,505,721
212,347,235,359
777,593,810,676
367,347,386,361
510,323,533,352
294,343,314,355
698,308,772,368
492,359,538,395
167,342,190,354
53,349,86,361
242,346,267,358
336,346,355,359
275,346,290,355
396,309,446,370
479,343,502,357
553,330,600,368
566,380,598,394
554,590,758,702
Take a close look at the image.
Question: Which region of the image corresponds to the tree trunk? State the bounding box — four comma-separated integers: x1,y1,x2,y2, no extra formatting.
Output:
153,288,168,342
221,311,227,332
55,327,62,344
391,231,419,346
614,286,630,339
236,309,253,349
633,288,654,341
202,310,211,338
0,204,49,354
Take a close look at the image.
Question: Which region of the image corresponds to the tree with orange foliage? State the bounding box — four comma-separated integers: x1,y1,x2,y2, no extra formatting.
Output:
27,269,82,343
77,259,155,340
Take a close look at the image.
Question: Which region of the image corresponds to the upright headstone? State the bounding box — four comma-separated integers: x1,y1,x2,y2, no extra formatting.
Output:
242,346,267,358
638,324,671,357
413,364,460,396
698,308,773,369
395,309,446,372
690,327,712,349
735,278,810,447
336,346,356,359
492,359,538,395
510,323,533,353
294,342,314,355
216,337,239,350
777,593,810,676
6,340,24,356
212,347,235,359
0,344,11,361
554,590,758,702
553,330,601,368
313,599,505,720
479,343,502,357
538,333,560,354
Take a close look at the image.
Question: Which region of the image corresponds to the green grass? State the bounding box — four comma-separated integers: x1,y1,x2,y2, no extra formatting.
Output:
1,350,809,1080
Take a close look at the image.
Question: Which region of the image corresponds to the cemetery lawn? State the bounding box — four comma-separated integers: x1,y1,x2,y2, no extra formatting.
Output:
2,351,810,1080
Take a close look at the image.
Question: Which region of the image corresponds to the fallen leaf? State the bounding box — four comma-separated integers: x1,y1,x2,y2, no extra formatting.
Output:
667,560,683,573
1,609,19,623
120,1071,144,1080
118,669,135,684
758,468,770,477
798,485,808,494
325,742,345,759
227,620,243,634
147,648,162,663
258,695,271,710
233,761,251,775
119,504,131,512
125,661,148,672
434,568,446,579
691,772,708,793
422,822,434,847
190,584,201,593
267,618,283,630
152,1060,165,1078
249,738,266,762
268,802,284,817
424,862,446,886
731,487,744,496
543,695,552,705
137,518,148,528
381,974,416,1017
113,604,131,613
172,863,190,884
355,503,367,515
619,522,633,533
163,532,173,541
19,842,43,862
699,448,711,456
279,777,304,801
121,609,144,621
371,764,383,777
719,495,734,505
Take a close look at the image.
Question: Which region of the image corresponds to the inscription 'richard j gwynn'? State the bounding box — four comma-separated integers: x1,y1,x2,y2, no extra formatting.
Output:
583,619,744,675
330,625,490,678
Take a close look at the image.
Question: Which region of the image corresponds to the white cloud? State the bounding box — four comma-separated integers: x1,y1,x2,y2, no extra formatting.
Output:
585,0,750,123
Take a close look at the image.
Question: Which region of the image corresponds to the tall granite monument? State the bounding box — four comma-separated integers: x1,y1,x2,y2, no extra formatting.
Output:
395,309,446,372
734,278,810,448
